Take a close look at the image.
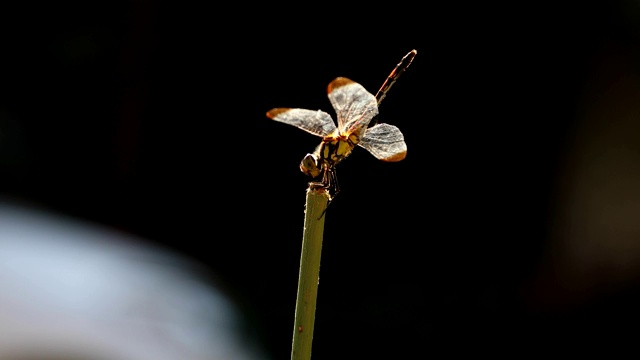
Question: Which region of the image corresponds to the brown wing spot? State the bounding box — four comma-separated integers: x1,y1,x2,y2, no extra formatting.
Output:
327,77,355,94
266,108,291,119
381,150,407,162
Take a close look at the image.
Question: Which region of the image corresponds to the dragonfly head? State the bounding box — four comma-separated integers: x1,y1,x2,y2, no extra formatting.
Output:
300,153,322,178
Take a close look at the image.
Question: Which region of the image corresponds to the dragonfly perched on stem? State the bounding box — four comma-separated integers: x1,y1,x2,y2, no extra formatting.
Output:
267,49,417,212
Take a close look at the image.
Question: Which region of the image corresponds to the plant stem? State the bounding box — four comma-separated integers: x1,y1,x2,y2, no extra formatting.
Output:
291,182,330,360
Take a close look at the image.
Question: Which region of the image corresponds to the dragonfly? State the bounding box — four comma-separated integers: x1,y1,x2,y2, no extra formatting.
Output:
266,49,417,207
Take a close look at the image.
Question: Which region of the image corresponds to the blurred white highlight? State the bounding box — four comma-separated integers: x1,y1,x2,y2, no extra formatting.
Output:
0,200,266,360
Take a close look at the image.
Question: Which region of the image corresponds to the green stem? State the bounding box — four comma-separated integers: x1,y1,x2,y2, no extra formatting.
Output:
291,182,330,360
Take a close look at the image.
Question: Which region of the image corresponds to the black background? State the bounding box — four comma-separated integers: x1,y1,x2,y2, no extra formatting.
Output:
2,1,640,358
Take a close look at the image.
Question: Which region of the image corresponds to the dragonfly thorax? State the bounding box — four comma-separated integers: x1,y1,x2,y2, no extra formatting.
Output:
322,133,359,163
299,132,361,179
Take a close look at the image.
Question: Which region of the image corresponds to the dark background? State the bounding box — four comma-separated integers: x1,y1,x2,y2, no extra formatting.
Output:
2,1,640,357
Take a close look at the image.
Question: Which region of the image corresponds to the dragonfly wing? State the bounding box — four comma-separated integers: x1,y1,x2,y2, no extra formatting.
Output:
327,78,378,135
358,123,407,162
266,108,337,137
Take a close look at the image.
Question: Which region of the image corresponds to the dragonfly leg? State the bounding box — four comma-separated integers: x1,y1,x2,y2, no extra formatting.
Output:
317,167,337,220
331,168,340,200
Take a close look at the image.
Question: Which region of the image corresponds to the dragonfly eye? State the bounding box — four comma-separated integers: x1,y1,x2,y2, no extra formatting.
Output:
300,153,321,178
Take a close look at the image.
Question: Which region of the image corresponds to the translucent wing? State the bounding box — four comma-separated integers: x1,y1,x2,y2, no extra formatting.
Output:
358,123,407,162
266,108,336,137
327,78,378,135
